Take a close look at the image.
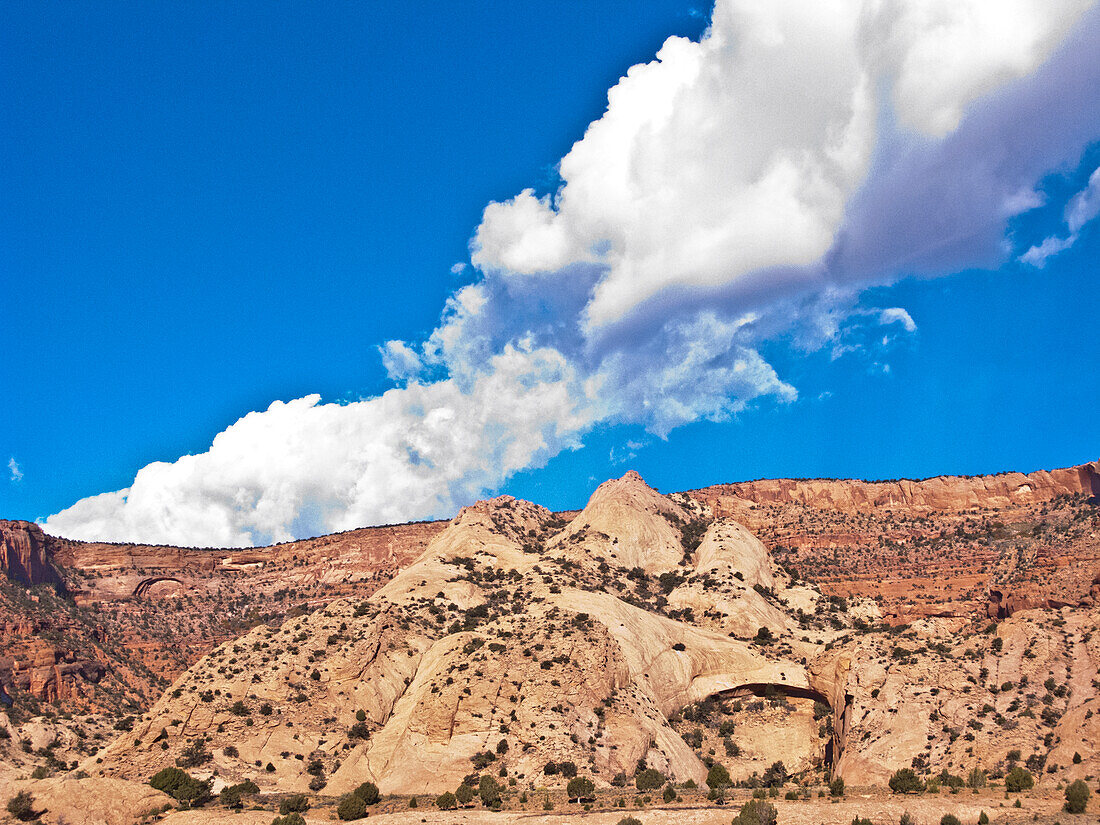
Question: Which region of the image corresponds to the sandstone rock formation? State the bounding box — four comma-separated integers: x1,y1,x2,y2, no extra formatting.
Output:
88,473,838,795
2,460,1099,810
0,521,64,589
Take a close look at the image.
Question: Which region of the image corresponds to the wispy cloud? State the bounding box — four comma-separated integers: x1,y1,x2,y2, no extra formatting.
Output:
45,0,1100,546
1020,165,1100,267
8,457,23,483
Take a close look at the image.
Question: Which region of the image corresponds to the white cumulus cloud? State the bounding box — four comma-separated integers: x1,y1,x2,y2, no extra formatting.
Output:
44,0,1100,546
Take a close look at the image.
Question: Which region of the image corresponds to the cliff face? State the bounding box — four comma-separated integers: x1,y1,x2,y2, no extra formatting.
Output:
0,521,64,589
693,461,1100,514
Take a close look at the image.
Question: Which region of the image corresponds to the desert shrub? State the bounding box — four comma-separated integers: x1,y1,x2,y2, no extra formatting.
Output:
938,770,964,790
409,796,418,808
113,716,134,731
966,767,986,789
353,781,379,805
223,745,239,758
889,768,924,794
271,815,305,825
558,760,578,778
762,761,787,787
1004,766,1034,792
149,767,211,807
617,818,643,825
707,763,731,789
455,784,475,806
567,776,594,801
940,815,961,825
479,775,503,807
279,794,309,814
851,818,873,825
978,811,989,824
1065,778,1090,813
347,721,371,740
337,793,367,821
220,780,258,808
899,812,915,825
175,738,212,769
636,768,665,791
829,777,845,797
732,798,777,825
6,791,40,822
355,709,367,722
434,792,456,810
663,784,677,803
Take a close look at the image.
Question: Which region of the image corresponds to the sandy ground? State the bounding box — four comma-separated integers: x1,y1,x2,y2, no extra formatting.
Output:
153,790,1090,825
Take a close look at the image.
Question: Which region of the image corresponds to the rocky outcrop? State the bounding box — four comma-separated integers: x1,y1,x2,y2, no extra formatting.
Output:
0,642,107,703
89,474,826,795
0,521,64,589
696,461,1100,514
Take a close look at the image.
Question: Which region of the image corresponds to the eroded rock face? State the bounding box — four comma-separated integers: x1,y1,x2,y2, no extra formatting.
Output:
696,462,1100,513
5,461,1100,798
88,473,830,795
0,521,64,589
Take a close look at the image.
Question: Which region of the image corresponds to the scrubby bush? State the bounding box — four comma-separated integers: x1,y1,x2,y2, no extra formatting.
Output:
851,818,872,825
435,792,456,810
636,768,665,790
271,814,305,825
616,818,643,825
830,777,845,797
732,798,777,825
707,763,731,789
149,767,211,808
347,721,371,739
1065,778,1090,813
220,780,259,808
279,795,309,815
889,768,924,794
175,738,212,769
567,776,594,801
978,811,989,824
762,761,787,787
940,815,961,825
479,775,503,807
336,796,367,822
663,784,677,803
6,791,40,822
337,793,367,821
1004,766,1034,792
353,781,379,805
455,783,475,806
966,768,986,789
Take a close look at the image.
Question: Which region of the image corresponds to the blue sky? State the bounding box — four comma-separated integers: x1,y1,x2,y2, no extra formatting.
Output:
3,1,1098,545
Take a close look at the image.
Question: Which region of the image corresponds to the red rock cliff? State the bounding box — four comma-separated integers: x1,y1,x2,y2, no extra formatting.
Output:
0,520,64,588
694,461,1099,513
